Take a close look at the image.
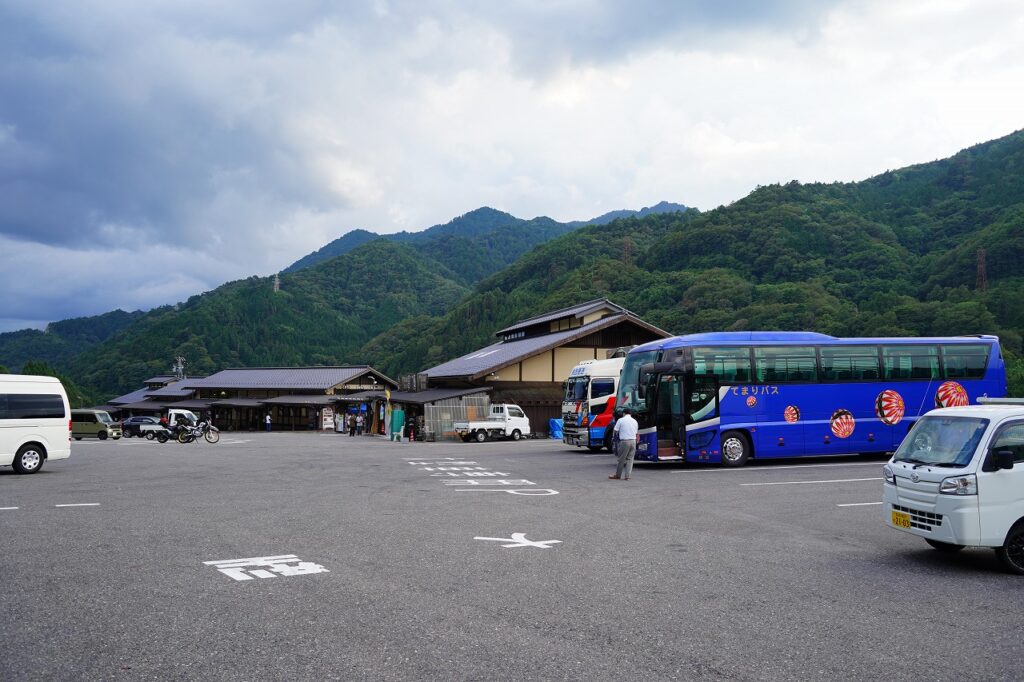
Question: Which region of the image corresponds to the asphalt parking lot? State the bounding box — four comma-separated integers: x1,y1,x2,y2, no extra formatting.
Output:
2,433,1021,681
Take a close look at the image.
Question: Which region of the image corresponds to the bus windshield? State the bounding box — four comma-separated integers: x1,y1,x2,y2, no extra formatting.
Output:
616,350,659,414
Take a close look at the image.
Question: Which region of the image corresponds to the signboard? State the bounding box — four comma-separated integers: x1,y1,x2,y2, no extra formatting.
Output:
321,407,334,430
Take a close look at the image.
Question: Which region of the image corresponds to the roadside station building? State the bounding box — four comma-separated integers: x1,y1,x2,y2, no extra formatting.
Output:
422,299,671,432
105,366,398,431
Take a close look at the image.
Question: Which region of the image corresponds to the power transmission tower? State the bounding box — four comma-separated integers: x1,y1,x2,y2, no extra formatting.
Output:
273,273,281,292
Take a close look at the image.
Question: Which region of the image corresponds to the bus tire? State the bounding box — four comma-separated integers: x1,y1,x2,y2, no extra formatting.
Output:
721,431,751,467
925,539,965,553
995,522,1024,575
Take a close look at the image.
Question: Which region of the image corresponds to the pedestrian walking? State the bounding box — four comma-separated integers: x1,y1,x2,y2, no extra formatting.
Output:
609,407,639,480
355,413,364,436
265,413,272,432
348,412,357,437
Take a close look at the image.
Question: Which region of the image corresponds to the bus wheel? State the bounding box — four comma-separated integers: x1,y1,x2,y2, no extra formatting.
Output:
996,523,1024,575
721,431,750,467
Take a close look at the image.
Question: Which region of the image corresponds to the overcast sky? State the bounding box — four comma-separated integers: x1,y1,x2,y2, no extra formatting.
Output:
1,0,1022,332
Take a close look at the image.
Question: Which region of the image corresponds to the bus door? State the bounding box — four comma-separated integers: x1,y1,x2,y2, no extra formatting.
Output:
654,374,685,459
683,375,719,462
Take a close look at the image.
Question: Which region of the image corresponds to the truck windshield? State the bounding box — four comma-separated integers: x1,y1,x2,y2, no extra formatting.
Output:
893,416,989,467
564,377,588,401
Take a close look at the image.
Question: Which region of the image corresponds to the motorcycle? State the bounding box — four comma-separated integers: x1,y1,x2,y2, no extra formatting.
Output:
177,420,220,444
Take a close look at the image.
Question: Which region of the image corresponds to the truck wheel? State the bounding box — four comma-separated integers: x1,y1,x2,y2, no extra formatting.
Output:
996,523,1024,575
721,431,750,467
146,432,155,441
12,444,45,474
474,430,487,443
98,431,108,441
925,539,965,553
511,430,522,441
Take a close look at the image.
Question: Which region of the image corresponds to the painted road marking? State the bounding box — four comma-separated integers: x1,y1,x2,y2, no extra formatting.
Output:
54,503,101,507
0,506,19,510
741,477,882,487
474,533,562,549
219,439,252,445
455,488,559,495
203,554,329,581
672,461,886,473
837,501,884,507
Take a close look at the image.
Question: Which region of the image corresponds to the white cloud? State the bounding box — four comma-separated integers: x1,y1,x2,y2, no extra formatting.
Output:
0,0,1022,330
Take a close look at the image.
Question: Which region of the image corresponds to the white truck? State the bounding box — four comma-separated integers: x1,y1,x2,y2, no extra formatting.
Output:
454,404,531,442
883,398,1024,575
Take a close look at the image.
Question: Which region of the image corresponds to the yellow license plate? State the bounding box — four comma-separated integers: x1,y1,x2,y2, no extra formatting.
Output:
891,510,912,529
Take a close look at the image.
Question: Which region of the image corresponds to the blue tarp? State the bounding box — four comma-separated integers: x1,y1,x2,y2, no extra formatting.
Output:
548,419,563,439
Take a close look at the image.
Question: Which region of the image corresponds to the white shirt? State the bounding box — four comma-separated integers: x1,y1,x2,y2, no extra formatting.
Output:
614,414,639,441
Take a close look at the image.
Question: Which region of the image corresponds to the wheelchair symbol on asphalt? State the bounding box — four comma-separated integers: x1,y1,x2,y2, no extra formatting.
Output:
474,532,562,549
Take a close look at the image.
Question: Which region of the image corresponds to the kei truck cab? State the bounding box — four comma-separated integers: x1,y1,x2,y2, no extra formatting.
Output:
883,399,1024,574
0,373,72,474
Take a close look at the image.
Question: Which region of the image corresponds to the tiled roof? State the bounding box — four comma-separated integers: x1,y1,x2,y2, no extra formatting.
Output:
108,387,154,405
143,375,177,384
260,394,339,406
188,366,397,390
425,314,667,380
337,387,491,405
495,298,629,336
144,379,204,397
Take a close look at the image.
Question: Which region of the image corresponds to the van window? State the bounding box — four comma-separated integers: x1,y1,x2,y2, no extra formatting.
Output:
0,394,66,419
883,345,940,380
942,344,990,379
990,424,1024,464
754,346,817,383
820,346,880,381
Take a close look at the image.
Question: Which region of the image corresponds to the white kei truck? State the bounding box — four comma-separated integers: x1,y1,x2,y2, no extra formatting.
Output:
883,398,1024,575
454,404,531,442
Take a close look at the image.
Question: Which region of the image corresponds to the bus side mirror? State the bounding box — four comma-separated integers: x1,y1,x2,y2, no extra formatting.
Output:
994,450,1015,470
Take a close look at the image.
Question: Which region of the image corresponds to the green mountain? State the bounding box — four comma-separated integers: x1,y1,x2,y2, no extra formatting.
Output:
0,309,141,373
66,241,470,396
360,130,1024,393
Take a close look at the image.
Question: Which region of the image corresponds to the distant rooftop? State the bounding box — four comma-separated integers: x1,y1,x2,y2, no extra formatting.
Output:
495,298,633,337
188,366,397,391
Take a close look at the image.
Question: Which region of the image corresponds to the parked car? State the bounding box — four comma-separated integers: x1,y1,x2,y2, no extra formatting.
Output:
71,409,122,441
119,415,161,438
1,373,72,474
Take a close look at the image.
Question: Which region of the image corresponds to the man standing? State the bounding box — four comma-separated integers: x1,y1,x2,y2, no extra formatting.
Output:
609,407,639,480
264,413,272,432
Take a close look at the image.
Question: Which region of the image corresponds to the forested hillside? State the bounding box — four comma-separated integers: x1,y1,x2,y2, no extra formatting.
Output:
362,130,1024,392
0,309,141,373
66,241,470,395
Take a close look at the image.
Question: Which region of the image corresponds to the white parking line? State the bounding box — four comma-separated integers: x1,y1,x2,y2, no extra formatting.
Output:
837,502,884,507
0,506,19,510
740,477,882,487
672,461,886,473
54,503,101,507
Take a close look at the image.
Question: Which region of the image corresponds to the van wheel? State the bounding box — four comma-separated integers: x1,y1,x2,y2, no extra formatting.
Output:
12,444,44,474
474,430,487,443
925,539,965,553
996,524,1024,575
98,431,108,441
511,430,522,441
74,437,82,441
721,431,750,467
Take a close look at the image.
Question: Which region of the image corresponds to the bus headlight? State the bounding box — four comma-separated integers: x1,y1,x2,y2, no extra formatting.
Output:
883,465,895,486
939,474,977,496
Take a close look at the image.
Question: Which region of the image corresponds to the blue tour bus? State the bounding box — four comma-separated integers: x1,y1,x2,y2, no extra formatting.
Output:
614,332,1007,465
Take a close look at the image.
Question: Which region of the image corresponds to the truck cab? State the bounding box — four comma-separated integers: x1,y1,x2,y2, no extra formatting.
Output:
883,400,1024,574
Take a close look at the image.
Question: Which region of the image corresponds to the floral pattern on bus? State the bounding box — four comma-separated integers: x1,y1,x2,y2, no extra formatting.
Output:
784,405,800,423
874,390,905,426
830,409,855,438
934,381,969,408
746,395,757,408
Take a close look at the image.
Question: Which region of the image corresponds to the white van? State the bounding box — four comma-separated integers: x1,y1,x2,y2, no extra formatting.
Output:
0,374,72,474
883,401,1024,574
